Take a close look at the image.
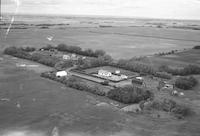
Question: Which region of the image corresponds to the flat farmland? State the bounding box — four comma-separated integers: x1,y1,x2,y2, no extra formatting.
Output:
1,55,200,136
1,26,200,59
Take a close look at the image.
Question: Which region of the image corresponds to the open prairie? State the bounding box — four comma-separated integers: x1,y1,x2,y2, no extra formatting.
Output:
1,15,200,136
1,55,200,136
1,15,200,59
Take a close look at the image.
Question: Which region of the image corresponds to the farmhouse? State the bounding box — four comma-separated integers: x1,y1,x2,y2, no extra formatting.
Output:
56,71,67,77
63,55,71,60
98,70,112,77
120,74,128,79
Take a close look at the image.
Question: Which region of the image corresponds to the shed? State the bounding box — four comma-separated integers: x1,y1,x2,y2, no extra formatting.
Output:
56,71,67,77
115,70,121,74
163,84,174,90
132,78,143,85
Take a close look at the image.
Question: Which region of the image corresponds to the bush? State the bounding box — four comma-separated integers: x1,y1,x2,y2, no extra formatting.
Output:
55,60,74,70
193,46,200,49
20,47,36,52
111,59,156,75
4,47,59,67
101,80,109,86
175,76,198,90
148,99,192,118
107,85,153,104
154,72,172,79
56,43,106,58
4,46,32,60
41,73,106,96
40,44,55,51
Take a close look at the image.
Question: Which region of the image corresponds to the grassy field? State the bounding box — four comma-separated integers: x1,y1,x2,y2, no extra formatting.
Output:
133,49,200,70
1,25,200,59
1,15,200,135
1,54,200,136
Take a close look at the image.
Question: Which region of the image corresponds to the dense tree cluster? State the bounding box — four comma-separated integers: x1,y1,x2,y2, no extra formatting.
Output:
155,50,178,56
148,99,192,118
56,43,106,57
4,46,33,59
41,72,105,96
4,46,59,67
154,72,172,79
31,52,59,67
40,44,55,51
159,65,200,76
112,59,156,75
19,47,36,52
175,76,198,90
107,85,153,104
80,55,113,69
193,46,200,49
55,60,74,70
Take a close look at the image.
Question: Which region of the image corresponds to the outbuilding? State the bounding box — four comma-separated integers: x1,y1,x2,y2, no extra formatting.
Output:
115,70,121,74
56,71,67,77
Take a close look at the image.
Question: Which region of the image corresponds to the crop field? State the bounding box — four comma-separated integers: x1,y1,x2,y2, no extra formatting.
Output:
83,66,138,77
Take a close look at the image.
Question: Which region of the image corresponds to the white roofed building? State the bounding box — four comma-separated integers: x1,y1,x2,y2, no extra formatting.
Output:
98,70,112,77
56,71,67,77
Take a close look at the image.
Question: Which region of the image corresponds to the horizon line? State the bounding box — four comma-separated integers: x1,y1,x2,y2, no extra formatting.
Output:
2,12,200,21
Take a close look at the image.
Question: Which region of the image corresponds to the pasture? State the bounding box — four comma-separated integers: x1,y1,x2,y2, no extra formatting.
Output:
1,54,200,136
1,25,200,59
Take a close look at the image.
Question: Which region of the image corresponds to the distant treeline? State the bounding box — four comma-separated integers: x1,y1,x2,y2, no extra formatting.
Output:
159,65,200,76
155,50,178,56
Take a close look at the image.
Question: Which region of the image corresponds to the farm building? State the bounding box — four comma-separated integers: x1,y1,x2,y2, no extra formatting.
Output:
136,77,143,80
163,84,174,90
71,54,76,58
115,70,121,74
120,75,128,79
132,77,143,85
98,70,112,77
158,81,174,90
56,71,67,77
63,55,71,60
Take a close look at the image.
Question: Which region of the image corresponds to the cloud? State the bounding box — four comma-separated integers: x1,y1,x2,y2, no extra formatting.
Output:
2,0,200,19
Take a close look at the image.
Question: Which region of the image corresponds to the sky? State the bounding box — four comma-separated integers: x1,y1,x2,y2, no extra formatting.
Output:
2,0,200,20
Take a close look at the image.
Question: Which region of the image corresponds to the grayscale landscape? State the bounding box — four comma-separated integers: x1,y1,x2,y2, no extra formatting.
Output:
1,1,200,136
